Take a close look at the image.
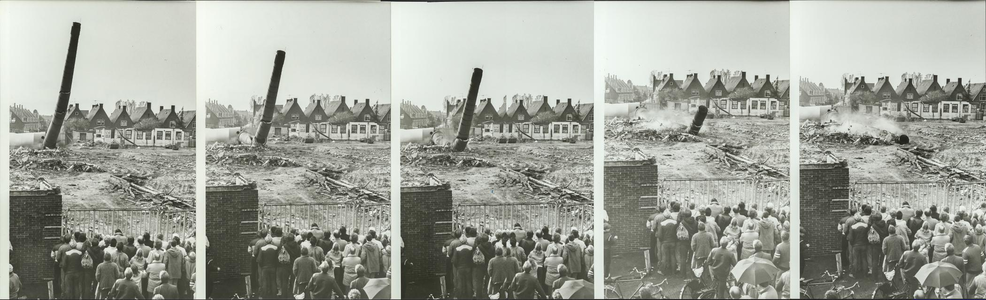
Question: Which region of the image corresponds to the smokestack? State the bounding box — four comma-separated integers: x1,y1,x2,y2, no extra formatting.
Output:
255,50,286,146
43,22,82,149
451,68,483,152
688,105,708,135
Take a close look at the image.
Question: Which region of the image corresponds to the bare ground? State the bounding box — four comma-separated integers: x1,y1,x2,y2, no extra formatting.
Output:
206,140,391,204
800,121,986,182
605,116,791,179
400,141,593,204
10,146,195,209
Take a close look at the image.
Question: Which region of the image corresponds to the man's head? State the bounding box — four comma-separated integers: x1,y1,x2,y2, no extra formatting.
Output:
753,240,763,253
781,231,790,242
124,267,133,279
557,264,569,277
913,290,925,299
720,237,730,248
526,230,534,240
356,264,366,277
698,222,706,232
523,261,533,273
495,247,503,257
915,210,924,218
888,225,896,234
946,243,955,256
723,206,732,215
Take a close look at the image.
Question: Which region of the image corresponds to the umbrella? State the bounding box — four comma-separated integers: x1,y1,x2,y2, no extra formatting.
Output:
363,278,391,299
556,279,594,299
915,262,962,288
730,257,780,285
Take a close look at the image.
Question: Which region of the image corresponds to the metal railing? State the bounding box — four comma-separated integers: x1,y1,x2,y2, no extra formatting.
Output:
61,209,195,240
258,203,391,234
453,202,593,233
850,181,986,212
655,178,790,210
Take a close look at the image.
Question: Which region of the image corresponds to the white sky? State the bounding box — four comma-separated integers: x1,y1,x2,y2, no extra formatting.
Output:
197,2,391,109
795,1,986,88
596,1,791,87
1,1,196,113
393,2,594,110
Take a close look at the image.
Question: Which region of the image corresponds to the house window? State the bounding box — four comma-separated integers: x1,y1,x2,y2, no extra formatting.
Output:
914,103,921,112
95,133,102,138
79,132,86,140
275,128,282,135
866,106,873,113
315,115,322,121
165,131,172,140
759,101,766,110
370,125,377,134
715,90,722,97
553,124,560,133
561,124,569,134
534,125,541,133
957,94,964,101
771,102,778,110
765,91,772,97
518,115,525,121
963,105,970,113
331,125,339,134
731,101,738,109
674,103,681,110
351,124,358,133
121,120,128,126
125,130,133,138
587,115,593,122
176,132,183,140
291,114,299,121
720,100,727,108
96,120,105,126
952,104,959,113
523,124,530,132
691,90,699,98
566,115,573,121
499,124,504,133
364,115,371,121
573,124,580,133
320,124,327,132
739,102,746,110
156,131,164,140
485,115,493,121
883,93,890,99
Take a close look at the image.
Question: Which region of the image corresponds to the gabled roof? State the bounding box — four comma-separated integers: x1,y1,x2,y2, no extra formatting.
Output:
66,104,88,120
872,77,895,94
655,74,681,91
942,81,965,96
967,83,986,97
605,76,633,92
474,99,497,115
130,105,152,123
400,101,425,117
505,100,527,117
704,77,724,91
205,100,235,118
351,102,370,115
724,76,745,92
751,78,771,94
109,106,129,122
180,110,196,127
680,74,701,90
85,105,104,120
576,103,594,119
325,101,347,115
775,80,790,95
375,104,391,120
847,78,871,94
155,108,175,121
526,100,551,116
303,101,324,117
915,78,939,95
10,105,41,122
280,99,301,115
895,79,916,95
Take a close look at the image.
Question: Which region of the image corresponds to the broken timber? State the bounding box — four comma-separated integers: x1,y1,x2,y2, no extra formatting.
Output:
506,169,591,203
707,145,788,178
108,175,192,208
896,148,982,182
305,169,388,203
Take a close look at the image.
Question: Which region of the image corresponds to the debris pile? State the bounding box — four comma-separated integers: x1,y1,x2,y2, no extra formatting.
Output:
208,152,301,167
109,174,192,209
896,148,982,182
800,121,902,145
305,169,388,203
10,148,106,172
706,145,788,178
605,118,697,142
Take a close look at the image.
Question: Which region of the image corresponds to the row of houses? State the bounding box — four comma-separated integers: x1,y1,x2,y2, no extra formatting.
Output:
606,70,789,117
10,101,195,147
206,96,391,141
837,74,986,120
436,95,594,141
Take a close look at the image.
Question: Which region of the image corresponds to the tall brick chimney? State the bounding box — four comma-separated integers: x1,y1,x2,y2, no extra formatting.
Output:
932,75,938,83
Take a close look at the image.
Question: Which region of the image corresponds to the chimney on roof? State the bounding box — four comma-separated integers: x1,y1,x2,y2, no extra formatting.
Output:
755,75,759,81
99,103,103,109
958,78,962,85
519,99,523,106
160,106,164,112
567,98,572,106
741,71,746,80
341,96,346,103
933,75,938,83
947,78,951,84
909,78,913,84
716,75,722,81
355,99,359,105
556,99,560,105
766,74,770,82
171,105,175,111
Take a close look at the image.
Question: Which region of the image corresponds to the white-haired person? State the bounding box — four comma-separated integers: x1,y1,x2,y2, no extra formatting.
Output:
110,267,144,299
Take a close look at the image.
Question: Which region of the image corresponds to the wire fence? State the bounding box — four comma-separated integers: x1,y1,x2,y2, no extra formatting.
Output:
453,202,593,234
258,202,391,234
62,209,196,240
850,181,986,213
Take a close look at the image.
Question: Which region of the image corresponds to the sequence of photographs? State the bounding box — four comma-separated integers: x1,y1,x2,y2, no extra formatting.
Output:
2,1,984,299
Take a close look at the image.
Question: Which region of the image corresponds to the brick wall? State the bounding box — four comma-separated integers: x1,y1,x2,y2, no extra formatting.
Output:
10,189,63,284
801,162,850,258
206,184,259,281
604,160,659,255
400,184,453,281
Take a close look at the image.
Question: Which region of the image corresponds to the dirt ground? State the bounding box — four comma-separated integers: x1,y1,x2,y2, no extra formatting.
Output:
605,116,791,179
800,120,986,182
9,145,195,209
401,141,593,204
207,140,391,204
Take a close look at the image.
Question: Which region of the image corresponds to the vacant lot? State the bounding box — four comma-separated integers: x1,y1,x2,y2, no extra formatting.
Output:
801,120,986,182
401,141,593,204
606,115,791,179
10,146,195,209
207,140,391,204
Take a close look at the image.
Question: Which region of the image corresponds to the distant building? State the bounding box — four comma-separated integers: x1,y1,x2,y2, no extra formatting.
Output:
9,104,46,133
604,74,635,103
800,78,828,106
